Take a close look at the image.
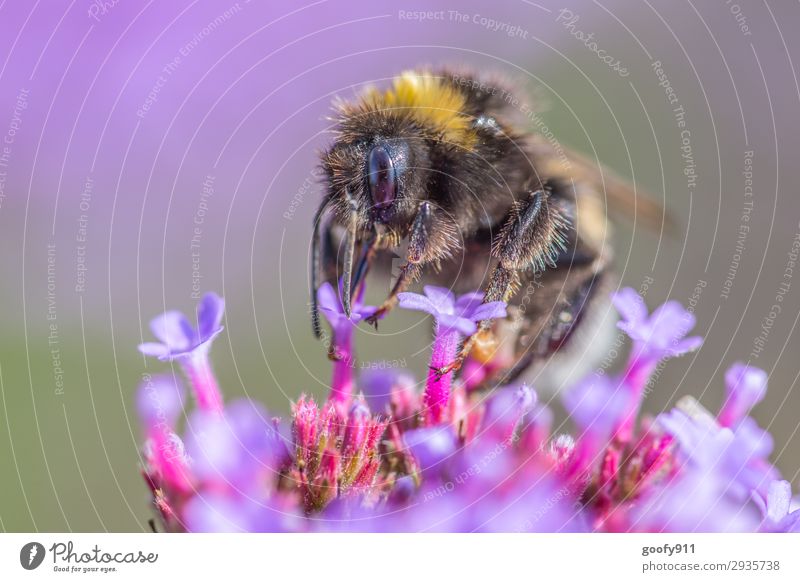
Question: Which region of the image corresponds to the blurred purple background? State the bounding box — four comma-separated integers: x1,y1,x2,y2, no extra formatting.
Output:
2,0,800,531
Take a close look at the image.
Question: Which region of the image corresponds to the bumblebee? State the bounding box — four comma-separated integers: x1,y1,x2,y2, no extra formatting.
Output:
310,68,664,385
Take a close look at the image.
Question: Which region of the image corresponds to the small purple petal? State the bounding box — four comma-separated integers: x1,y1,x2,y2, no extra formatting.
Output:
317,282,340,314
765,480,792,524
138,342,172,359
669,336,703,357
141,295,227,363
632,469,762,532
318,279,377,333
654,304,695,345
423,285,456,313
454,291,485,313
657,401,774,500
197,292,225,341
150,311,193,350
649,301,692,339
616,320,636,338
184,410,238,481
658,407,723,465
467,301,508,322
400,289,506,336
612,288,647,326
398,292,440,317
613,289,703,365
351,304,378,323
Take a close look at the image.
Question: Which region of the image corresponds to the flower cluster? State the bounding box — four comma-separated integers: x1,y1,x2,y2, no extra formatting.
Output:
135,287,799,532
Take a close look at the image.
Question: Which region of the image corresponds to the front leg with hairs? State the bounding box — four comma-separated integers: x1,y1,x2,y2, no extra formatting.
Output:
366,201,458,327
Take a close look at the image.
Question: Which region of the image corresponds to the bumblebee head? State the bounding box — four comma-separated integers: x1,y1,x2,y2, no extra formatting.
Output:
322,123,431,229
322,70,479,229
316,125,431,322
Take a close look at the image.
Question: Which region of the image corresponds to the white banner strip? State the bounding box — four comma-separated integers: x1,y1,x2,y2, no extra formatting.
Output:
1,533,799,581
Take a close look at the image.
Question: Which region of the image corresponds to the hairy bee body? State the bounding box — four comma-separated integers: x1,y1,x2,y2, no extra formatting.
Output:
312,68,659,388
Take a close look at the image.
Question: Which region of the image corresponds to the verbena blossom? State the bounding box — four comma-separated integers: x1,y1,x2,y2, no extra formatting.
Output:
316,280,377,407
398,286,506,424
134,287,797,532
610,288,703,442
139,292,225,412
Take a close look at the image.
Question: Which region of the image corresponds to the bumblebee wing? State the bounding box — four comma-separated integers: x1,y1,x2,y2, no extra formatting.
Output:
536,141,672,232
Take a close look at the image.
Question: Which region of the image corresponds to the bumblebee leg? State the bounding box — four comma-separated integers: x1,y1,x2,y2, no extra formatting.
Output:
366,201,454,326
472,256,610,391
437,189,567,375
370,262,422,320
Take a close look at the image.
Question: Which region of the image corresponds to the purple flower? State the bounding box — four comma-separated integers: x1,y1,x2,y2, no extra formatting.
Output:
133,286,799,534
399,286,506,424
139,292,225,361
634,400,768,533
317,281,377,407
658,397,778,502
317,280,377,329
718,363,768,428
658,403,732,467
612,288,702,361
611,288,702,442
398,286,506,336
139,293,225,412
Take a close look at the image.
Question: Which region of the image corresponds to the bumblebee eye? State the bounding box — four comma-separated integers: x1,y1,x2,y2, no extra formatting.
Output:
367,145,396,208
